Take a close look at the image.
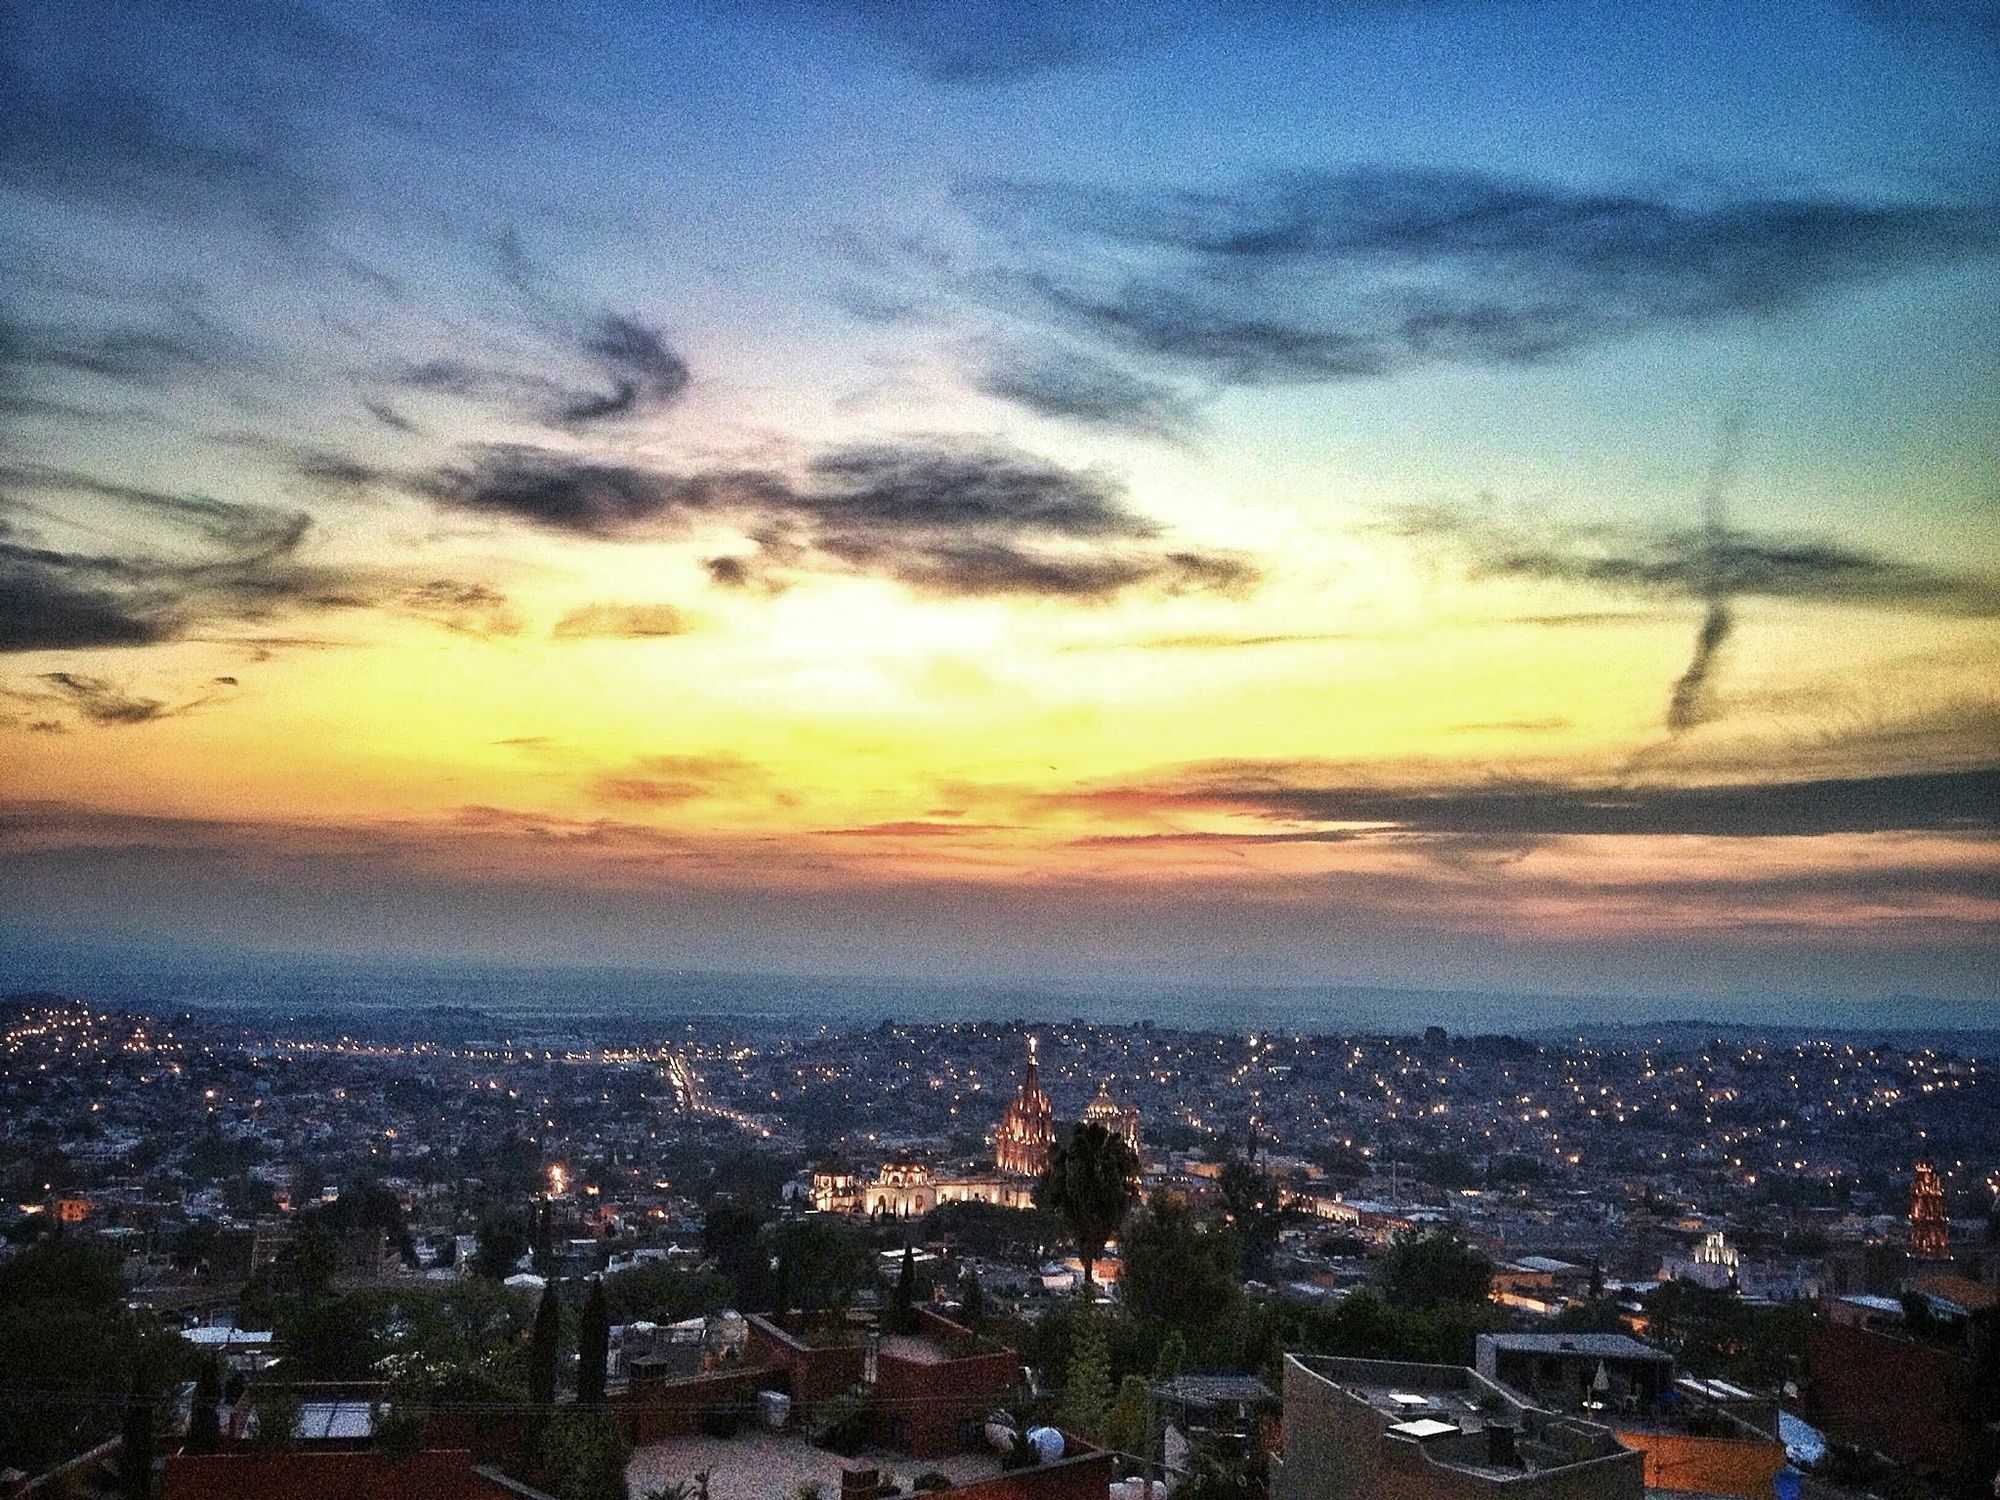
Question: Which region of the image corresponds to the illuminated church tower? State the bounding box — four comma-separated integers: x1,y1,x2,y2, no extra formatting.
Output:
1909,1156,1950,1261
1082,1076,1142,1158
995,1036,1056,1177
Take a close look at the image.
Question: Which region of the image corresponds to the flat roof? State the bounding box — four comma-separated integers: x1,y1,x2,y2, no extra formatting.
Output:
1388,1418,1459,1439
1483,1333,1667,1360
627,1429,1004,1500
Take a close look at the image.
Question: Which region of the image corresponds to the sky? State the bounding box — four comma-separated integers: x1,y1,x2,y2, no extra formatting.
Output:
1,0,1996,1007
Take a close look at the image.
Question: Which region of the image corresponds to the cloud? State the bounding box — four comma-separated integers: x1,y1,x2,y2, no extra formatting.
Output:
825,0,1470,83
590,754,775,808
955,168,2000,386
393,313,690,431
1850,0,2000,51
1056,761,1998,839
558,315,691,424
4,670,238,727
1389,501,2000,617
424,439,1251,600
0,465,525,654
977,342,1204,436
551,602,692,639
394,580,520,637
0,467,338,652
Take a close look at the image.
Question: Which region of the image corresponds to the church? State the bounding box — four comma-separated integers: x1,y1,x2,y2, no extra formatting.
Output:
810,1035,1142,1217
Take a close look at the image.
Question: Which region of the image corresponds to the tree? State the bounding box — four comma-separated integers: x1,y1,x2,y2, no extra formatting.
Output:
891,1244,917,1332
1378,1231,1491,1310
118,1375,154,1500
578,1277,610,1407
1119,1194,1241,1338
772,1219,870,1316
283,1226,340,1301
472,1210,528,1281
1588,1259,1605,1300
702,1204,771,1310
1103,1375,1153,1466
185,1352,222,1454
528,1281,563,1412
1037,1122,1139,1288
1058,1300,1112,1439
538,1407,632,1500
249,1386,300,1451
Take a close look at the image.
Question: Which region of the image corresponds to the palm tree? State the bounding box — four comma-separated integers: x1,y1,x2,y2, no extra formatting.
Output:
1036,1121,1139,1289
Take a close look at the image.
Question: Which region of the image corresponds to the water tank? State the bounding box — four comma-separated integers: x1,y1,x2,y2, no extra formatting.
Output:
1025,1426,1066,1463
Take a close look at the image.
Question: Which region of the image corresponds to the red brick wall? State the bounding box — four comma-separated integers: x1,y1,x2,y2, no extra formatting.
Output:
874,1339,1023,1458
160,1448,494,1500
1807,1321,1978,1477
423,1407,526,1465
943,1446,1113,1500
613,1367,771,1445
745,1317,866,1407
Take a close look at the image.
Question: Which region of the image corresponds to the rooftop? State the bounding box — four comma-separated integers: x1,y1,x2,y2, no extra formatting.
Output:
627,1429,1005,1500
1481,1333,1668,1361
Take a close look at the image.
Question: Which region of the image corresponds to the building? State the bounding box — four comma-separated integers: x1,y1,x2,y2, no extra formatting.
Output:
1474,1335,1786,1500
994,1037,1055,1178
1270,1353,1644,1500
863,1155,939,1218
1908,1156,1950,1261
810,1157,861,1214
1661,1230,1739,1290
1080,1077,1141,1158
621,1306,1116,1500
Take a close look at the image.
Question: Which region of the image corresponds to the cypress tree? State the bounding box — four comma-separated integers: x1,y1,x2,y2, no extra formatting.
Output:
1058,1301,1112,1440
118,1376,154,1500
186,1352,222,1454
523,1279,562,1473
892,1243,916,1330
577,1276,610,1407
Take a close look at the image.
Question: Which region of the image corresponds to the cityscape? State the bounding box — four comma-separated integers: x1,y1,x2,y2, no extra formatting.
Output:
2,989,1996,1498
3,1,1997,1499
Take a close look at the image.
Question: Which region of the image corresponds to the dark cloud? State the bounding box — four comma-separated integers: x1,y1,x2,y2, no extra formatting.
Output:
559,315,691,424
551,603,692,640
394,313,689,431
1390,501,2000,618
1850,0,2000,50
5,670,238,728
977,343,1203,437
956,168,2000,386
422,445,777,537
0,465,519,653
826,0,1469,82
591,754,773,808
424,440,1251,601
0,566,170,653
394,581,520,637
0,310,242,391
362,399,417,433
704,555,755,590
1063,762,1998,839
0,467,332,652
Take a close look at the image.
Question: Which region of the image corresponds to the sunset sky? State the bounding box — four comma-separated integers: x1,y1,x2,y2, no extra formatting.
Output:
2,0,1996,1003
